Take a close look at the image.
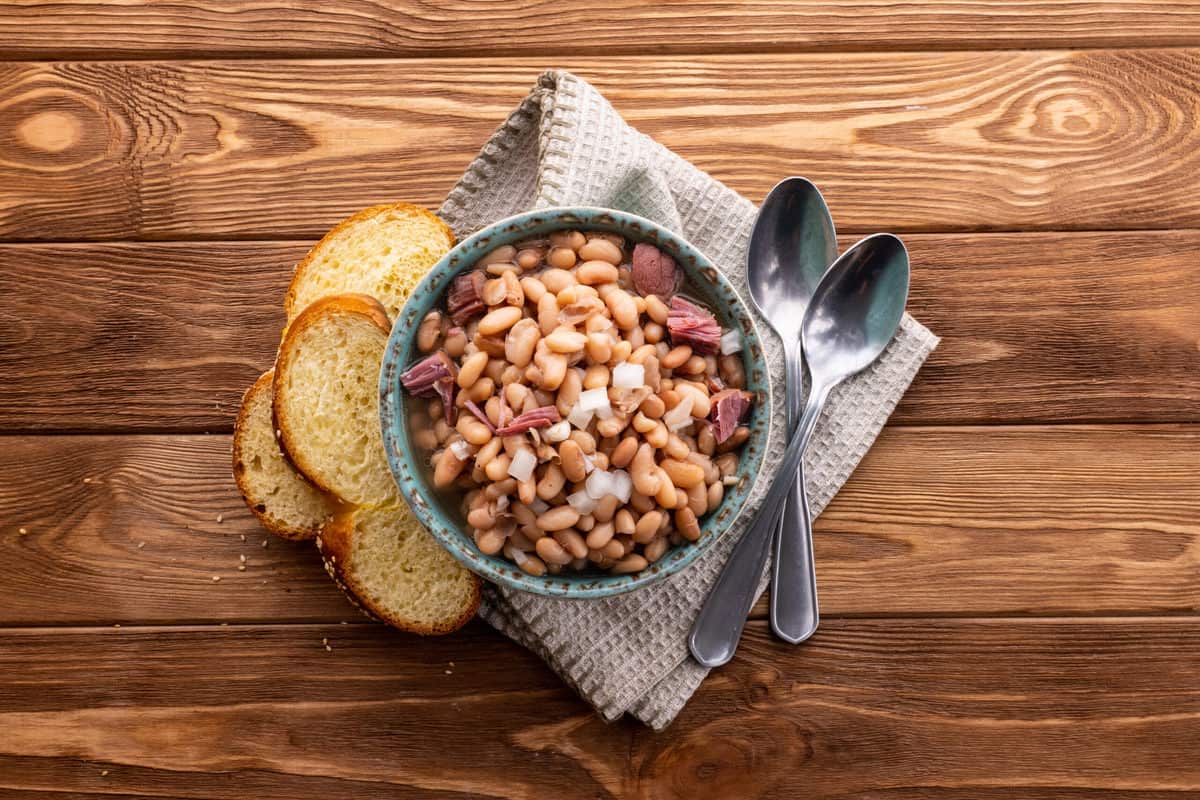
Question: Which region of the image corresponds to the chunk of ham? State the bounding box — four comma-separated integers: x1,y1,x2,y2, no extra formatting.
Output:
709,389,754,443
494,406,562,436
434,377,458,426
464,399,496,432
667,296,722,354
447,270,486,325
399,350,457,397
631,243,682,299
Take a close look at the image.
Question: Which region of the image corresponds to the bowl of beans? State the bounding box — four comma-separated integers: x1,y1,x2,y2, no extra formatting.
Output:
379,207,769,598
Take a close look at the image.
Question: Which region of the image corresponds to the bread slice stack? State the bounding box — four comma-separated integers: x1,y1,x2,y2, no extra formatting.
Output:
232,203,480,634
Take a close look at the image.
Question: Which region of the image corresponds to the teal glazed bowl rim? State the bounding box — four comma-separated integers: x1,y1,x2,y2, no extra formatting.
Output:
379,207,771,599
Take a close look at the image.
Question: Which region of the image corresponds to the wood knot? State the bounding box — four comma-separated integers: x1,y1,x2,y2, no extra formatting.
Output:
17,110,82,153
1033,92,1111,139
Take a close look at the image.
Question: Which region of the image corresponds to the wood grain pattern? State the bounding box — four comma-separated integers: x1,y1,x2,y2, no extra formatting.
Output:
1,619,1198,797
2,426,1195,625
2,51,1199,240
3,230,1196,432
0,242,296,432
3,1,1200,59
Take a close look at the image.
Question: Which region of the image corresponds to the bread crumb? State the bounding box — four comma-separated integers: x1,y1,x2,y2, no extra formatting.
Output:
137,541,146,549
216,514,224,524
211,576,221,582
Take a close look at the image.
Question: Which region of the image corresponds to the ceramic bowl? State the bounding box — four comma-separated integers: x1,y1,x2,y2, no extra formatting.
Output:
380,207,770,598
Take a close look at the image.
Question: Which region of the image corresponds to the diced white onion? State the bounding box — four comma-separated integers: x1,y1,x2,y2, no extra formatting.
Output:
507,545,529,565
578,387,611,414
594,404,614,420
581,452,596,474
586,469,615,500
494,495,510,512
662,392,695,431
567,490,598,515
507,448,537,482
448,439,472,460
567,405,594,430
610,469,633,504
543,420,571,442
530,498,550,514
720,329,742,355
612,362,645,390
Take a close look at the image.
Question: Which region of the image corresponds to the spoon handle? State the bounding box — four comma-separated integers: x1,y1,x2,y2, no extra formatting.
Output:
769,392,824,643
688,375,830,668
768,340,820,644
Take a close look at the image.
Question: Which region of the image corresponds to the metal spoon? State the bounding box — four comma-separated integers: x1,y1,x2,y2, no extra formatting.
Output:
745,177,837,646
689,233,910,668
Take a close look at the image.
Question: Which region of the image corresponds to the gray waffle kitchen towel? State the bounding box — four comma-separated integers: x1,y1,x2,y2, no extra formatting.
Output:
437,70,939,729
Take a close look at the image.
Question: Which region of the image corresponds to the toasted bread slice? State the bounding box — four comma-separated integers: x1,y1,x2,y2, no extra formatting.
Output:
285,203,455,322
273,294,398,507
232,370,335,540
318,505,480,635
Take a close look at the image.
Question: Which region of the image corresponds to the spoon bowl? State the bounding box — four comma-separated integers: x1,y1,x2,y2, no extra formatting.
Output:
747,177,838,365
803,233,909,386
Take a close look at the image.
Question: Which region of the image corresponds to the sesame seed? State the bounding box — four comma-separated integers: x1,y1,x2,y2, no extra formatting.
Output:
239,554,246,563
211,576,221,582
113,624,120,628
238,565,246,572
325,645,332,652
240,534,246,542
137,541,146,549
216,514,224,524
445,669,452,675
449,661,455,667
101,770,109,777
18,527,28,535
322,637,328,645
83,477,92,484
261,539,269,548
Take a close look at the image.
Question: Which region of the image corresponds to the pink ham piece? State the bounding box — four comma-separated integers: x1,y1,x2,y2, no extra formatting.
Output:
667,296,722,354
631,243,682,299
494,406,561,436
399,350,457,397
709,389,754,443
433,377,457,426
447,270,487,325
464,399,496,432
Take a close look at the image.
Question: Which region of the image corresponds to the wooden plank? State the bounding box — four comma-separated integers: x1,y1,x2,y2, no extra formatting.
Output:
0,241,296,432
3,230,1197,432
1,618,1198,797
2,51,1199,240
3,1,1200,59
2,425,1195,626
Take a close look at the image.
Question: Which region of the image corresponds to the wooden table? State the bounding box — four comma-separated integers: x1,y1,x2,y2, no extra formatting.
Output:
2,4,1199,797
